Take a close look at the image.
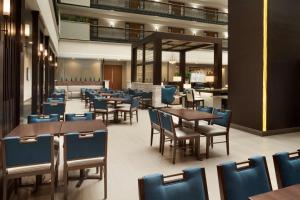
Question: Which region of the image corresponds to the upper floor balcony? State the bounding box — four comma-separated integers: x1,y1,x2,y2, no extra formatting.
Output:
89,0,228,25
60,20,228,49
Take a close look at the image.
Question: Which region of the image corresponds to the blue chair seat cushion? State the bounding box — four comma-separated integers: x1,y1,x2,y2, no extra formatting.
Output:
197,125,227,136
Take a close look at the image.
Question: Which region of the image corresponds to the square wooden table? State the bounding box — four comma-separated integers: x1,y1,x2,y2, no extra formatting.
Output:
160,108,220,160
249,184,300,200
8,121,63,137
160,108,220,129
60,119,107,134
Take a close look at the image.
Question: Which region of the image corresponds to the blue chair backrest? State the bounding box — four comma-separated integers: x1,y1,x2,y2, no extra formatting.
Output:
148,109,159,126
218,156,272,200
3,134,52,168
273,151,300,188
94,98,108,110
197,107,213,114
28,114,60,124
131,98,140,109
52,92,65,99
65,130,107,161
141,168,208,200
142,92,152,99
43,102,65,116
65,112,94,121
47,98,64,103
211,109,231,128
161,87,176,104
158,112,173,134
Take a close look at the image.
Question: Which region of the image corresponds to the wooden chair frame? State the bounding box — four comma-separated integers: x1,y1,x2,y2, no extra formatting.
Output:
217,157,272,200
138,168,209,200
159,111,201,164
63,132,108,200
2,136,56,200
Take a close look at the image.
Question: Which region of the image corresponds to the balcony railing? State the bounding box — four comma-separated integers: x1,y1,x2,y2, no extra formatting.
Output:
90,0,228,25
89,25,228,49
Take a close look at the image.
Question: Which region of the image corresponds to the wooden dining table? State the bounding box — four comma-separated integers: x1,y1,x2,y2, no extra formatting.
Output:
160,108,220,159
249,184,300,200
160,108,220,130
7,119,106,137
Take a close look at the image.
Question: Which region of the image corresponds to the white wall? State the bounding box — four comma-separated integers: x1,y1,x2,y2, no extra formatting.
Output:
60,21,90,41
59,40,228,65
61,0,90,7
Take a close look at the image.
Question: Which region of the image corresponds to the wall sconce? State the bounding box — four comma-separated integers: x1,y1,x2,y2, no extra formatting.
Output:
49,55,53,61
54,62,58,67
3,0,10,16
44,49,48,57
24,24,30,37
39,43,44,52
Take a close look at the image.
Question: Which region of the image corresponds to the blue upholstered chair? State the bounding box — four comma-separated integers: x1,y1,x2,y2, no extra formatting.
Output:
273,150,300,188
63,130,108,199
197,109,232,158
117,97,139,125
2,134,55,200
141,92,152,108
217,156,272,200
161,87,176,107
65,112,94,121
138,167,209,200
43,102,65,120
148,109,161,147
94,98,115,125
159,111,201,164
28,114,60,124
52,92,65,100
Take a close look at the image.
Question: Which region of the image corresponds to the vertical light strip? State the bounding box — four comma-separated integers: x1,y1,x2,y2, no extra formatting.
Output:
262,0,268,132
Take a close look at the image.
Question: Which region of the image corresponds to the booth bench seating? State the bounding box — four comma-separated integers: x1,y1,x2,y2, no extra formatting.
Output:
55,85,103,99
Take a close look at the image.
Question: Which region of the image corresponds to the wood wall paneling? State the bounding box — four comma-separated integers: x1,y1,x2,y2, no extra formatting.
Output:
228,0,263,131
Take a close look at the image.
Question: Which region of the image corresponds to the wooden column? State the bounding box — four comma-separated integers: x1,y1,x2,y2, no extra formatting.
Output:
39,32,44,113
214,42,222,89
44,36,49,98
179,51,186,86
31,11,39,114
131,47,137,82
153,39,162,85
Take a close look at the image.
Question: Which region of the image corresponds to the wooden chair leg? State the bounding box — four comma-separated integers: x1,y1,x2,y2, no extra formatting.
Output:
161,135,165,155
172,140,177,164
51,168,55,200
106,113,108,126
104,164,107,199
3,176,7,200
211,137,214,148
64,166,68,200
150,128,154,146
136,110,138,122
226,134,229,155
130,112,132,125
100,166,103,180
206,136,210,159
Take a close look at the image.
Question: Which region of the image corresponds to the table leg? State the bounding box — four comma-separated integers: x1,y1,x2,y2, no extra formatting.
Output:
178,118,182,127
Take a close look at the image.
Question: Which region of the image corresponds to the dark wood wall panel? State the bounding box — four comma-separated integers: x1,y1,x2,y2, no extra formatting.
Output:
267,0,300,130
0,0,22,136
228,0,264,130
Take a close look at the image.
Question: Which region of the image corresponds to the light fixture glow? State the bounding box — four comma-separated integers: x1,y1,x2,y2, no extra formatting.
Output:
44,49,48,57
224,32,228,39
49,55,53,61
39,43,44,52
54,62,58,67
24,24,30,37
153,24,160,32
109,21,115,27
262,0,268,132
3,0,10,16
